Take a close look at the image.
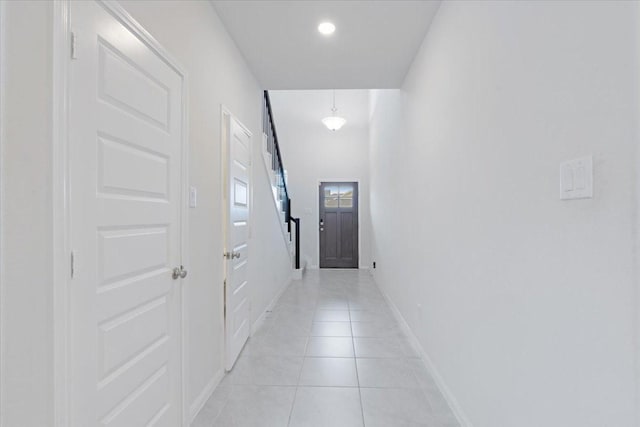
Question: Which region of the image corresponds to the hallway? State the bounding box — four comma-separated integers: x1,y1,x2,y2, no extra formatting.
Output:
1,1,638,425
193,270,459,427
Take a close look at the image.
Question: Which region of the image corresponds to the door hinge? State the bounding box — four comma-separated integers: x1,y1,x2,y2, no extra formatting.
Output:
70,251,75,278
71,31,78,60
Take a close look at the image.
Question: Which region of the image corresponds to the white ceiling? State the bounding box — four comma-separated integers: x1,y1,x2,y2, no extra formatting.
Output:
211,1,441,90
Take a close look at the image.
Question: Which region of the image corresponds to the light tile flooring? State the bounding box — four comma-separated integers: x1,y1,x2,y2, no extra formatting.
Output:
193,270,460,427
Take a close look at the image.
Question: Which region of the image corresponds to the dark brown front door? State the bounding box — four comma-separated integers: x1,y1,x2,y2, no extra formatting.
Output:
319,182,359,268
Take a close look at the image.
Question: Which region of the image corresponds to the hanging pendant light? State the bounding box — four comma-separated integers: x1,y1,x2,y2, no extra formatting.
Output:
322,90,346,131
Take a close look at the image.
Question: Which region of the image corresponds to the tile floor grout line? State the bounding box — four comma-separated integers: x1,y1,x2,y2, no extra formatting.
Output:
349,298,367,427
285,299,318,427
207,390,231,426
197,271,459,426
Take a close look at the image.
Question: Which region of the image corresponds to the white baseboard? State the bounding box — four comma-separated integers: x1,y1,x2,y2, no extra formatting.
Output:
292,268,303,280
189,370,224,424
376,283,473,427
251,276,292,336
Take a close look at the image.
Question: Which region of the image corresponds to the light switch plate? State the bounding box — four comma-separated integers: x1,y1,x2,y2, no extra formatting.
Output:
560,156,593,200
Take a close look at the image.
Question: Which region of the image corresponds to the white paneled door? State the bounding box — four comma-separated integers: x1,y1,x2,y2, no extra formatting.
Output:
224,114,252,370
69,2,185,426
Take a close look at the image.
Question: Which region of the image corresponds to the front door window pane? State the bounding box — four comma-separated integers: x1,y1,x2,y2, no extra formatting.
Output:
339,185,353,208
324,186,339,208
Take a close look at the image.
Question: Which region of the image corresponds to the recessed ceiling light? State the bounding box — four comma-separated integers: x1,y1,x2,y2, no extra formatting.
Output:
318,22,336,36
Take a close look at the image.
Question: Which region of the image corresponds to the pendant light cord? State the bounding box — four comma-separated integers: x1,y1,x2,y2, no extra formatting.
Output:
332,89,337,113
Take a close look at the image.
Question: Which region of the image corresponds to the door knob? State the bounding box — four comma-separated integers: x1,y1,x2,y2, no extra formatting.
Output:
320,228,324,232
224,251,241,260
172,265,187,280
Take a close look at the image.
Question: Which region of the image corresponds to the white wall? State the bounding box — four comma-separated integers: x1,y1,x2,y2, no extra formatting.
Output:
0,1,292,424
369,2,639,426
249,143,294,332
0,2,54,424
270,90,371,269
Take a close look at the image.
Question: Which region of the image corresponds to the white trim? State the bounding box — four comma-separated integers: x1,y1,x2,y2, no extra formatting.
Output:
221,106,253,139
636,40,640,424
636,170,640,426
220,106,254,372
316,178,363,269
220,106,231,370
292,268,303,280
0,2,5,424
220,104,255,260
376,282,473,427
635,11,640,422
189,370,224,424
220,105,230,350
178,49,191,427
251,276,291,336
53,1,190,424
260,132,294,252
175,37,190,427
52,1,71,425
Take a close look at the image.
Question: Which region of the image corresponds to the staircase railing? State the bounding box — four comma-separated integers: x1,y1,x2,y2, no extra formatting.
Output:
291,217,301,270
263,90,301,270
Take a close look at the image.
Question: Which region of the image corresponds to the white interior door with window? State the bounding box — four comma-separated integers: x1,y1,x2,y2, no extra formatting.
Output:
69,1,186,425
223,112,252,371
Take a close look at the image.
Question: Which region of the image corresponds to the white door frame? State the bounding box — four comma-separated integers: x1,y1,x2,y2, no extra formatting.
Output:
220,105,254,369
52,1,71,424
636,129,640,425
51,1,190,425
316,178,363,269
0,0,5,420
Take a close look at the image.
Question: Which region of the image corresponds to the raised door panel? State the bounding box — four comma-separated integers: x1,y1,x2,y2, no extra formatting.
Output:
225,117,252,370
70,2,184,426
319,182,359,268
340,212,354,261
324,212,339,260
